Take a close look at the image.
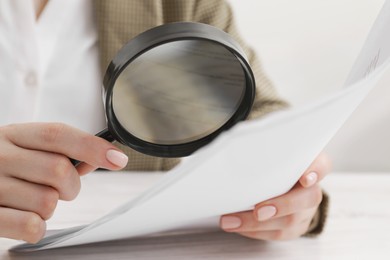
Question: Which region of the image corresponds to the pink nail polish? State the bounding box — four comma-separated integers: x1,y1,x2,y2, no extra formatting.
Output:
257,206,277,221
305,172,318,187
106,150,128,168
221,216,242,230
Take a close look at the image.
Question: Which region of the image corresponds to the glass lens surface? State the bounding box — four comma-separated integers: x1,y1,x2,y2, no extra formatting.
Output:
112,40,246,145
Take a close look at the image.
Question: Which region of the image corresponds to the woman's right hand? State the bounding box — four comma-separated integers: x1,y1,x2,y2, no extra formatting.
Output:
0,123,128,243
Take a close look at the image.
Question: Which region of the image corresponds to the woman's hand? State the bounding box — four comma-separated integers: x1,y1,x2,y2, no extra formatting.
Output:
0,123,128,243
220,153,331,240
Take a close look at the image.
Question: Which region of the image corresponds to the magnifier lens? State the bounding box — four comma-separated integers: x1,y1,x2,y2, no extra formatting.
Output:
112,40,246,145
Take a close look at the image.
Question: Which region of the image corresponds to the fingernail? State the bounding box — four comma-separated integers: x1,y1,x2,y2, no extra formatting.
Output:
221,216,242,230
257,206,277,221
305,172,318,187
106,150,128,168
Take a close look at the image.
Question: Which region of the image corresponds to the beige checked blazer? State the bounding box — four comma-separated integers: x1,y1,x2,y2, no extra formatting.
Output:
93,0,327,236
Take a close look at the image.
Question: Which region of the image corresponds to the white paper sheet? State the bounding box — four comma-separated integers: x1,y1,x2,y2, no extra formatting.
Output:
11,0,390,252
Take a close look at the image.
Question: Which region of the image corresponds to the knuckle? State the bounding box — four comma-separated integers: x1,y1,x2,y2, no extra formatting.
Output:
50,156,80,201
52,156,73,182
38,189,59,220
21,213,45,243
40,123,66,144
65,178,81,201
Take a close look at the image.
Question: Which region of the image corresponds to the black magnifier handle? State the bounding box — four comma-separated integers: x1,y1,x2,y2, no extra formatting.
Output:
70,128,115,167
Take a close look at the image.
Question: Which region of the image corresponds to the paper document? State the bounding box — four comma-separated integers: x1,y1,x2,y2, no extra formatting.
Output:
12,0,390,251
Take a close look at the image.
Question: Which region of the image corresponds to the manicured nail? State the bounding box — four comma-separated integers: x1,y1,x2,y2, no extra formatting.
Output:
305,172,318,187
106,150,128,168
257,206,277,221
221,216,242,230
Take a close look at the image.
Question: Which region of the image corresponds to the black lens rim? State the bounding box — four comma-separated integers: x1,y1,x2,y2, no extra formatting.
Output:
103,22,256,158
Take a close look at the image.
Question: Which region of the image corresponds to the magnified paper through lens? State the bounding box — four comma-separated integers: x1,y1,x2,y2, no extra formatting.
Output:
112,40,246,145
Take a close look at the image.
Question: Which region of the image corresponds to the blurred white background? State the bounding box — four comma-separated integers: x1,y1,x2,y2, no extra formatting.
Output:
228,0,390,171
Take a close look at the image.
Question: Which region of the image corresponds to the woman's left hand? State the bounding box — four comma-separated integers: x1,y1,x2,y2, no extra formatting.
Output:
220,153,331,240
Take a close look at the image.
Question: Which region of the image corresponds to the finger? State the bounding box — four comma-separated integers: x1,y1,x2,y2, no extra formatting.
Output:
221,208,317,233
0,207,46,243
4,123,128,170
0,177,59,220
238,222,310,241
255,184,323,221
299,153,332,187
3,145,81,201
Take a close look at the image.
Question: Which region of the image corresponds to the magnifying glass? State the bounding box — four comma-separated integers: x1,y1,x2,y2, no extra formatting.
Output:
75,22,255,163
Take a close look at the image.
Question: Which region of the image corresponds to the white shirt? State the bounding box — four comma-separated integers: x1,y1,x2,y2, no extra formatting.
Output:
0,0,106,134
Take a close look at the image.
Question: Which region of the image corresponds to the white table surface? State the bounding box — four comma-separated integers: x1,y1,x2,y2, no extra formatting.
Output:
1,171,390,259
